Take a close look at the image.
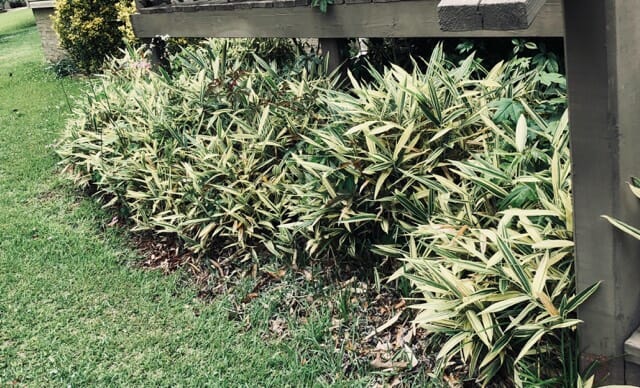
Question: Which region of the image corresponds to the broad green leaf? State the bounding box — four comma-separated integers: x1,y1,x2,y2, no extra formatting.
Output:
479,331,513,368
564,282,601,314
629,181,640,199
392,122,415,161
579,375,595,388
532,251,550,295
514,328,546,364
374,170,391,200
505,303,538,332
466,310,491,348
436,332,468,360
497,235,532,295
415,310,457,326
480,295,530,315
531,240,574,250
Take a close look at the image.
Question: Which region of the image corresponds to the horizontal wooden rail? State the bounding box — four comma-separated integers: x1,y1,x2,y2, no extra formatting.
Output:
482,0,547,30
130,0,563,38
438,0,548,31
28,0,55,9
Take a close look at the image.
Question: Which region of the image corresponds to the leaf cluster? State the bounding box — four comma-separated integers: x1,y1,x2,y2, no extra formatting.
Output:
53,0,129,73
57,41,593,385
286,47,591,384
57,40,331,262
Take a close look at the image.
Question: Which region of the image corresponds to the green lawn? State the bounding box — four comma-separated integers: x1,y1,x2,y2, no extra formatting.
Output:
0,9,367,386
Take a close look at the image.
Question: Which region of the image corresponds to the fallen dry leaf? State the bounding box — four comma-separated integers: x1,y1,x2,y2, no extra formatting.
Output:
266,268,287,280
394,299,406,310
403,344,419,368
242,292,259,303
269,317,288,337
107,216,119,227
364,310,404,341
370,354,409,370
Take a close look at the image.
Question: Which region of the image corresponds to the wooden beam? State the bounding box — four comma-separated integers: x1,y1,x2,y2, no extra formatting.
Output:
480,0,546,30
131,0,563,38
563,0,640,384
437,0,482,32
28,0,55,9
438,0,546,31
438,0,547,31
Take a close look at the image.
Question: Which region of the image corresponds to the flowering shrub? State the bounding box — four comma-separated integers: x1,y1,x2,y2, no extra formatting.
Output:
53,0,129,73
116,0,137,45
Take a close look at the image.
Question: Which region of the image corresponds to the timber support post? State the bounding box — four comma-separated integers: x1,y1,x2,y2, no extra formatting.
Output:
146,37,169,70
563,0,640,383
318,38,349,73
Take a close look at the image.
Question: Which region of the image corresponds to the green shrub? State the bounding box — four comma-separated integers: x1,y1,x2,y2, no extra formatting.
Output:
115,0,137,45
394,110,598,385
288,49,566,263
362,38,564,76
57,42,592,385
8,0,26,7
53,0,128,73
285,48,592,384
57,41,331,261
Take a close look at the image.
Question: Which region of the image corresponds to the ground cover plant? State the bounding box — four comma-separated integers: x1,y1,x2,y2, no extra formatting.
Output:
57,40,330,262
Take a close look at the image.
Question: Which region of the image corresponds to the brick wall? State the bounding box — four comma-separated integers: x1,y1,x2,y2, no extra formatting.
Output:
32,7,66,62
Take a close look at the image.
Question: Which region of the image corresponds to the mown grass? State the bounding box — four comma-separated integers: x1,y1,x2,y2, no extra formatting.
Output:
0,7,35,36
0,10,370,386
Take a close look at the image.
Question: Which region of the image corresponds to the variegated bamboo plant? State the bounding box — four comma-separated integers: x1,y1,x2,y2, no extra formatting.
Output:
57,41,593,386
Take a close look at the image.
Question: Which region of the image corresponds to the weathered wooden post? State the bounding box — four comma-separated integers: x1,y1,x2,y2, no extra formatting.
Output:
318,38,348,72
147,37,169,69
563,0,640,383
28,0,68,62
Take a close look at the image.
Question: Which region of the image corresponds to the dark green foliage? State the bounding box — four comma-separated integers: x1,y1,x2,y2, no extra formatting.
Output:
8,0,26,7
290,48,567,265
47,58,79,78
357,37,564,80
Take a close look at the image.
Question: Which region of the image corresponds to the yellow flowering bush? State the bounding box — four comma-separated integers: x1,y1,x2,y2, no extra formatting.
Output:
116,0,138,44
115,1,198,51
53,0,128,73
